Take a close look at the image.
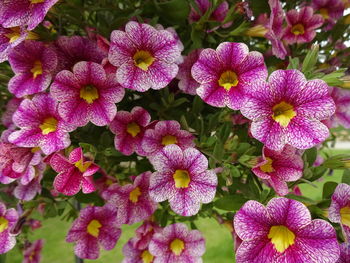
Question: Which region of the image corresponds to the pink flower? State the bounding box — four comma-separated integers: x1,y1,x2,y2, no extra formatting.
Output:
337,242,350,263
110,106,151,156
22,239,44,263
149,223,205,263
0,26,30,63
8,93,73,155
312,0,345,30
0,202,19,254
50,147,99,196
328,86,350,129
133,221,162,251
102,172,158,225
109,21,182,92
8,40,57,98
1,98,22,128
252,146,303,196
189,0,229,25
66,204,121,259
51,61,125,127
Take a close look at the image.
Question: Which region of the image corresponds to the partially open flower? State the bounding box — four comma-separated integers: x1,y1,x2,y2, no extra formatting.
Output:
0,202,19,254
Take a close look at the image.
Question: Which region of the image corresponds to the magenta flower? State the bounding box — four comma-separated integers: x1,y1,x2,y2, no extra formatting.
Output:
23,239,44,263
312,0,345,30
189,0,229,24
149,223,205,263
110,106,151,156
176,49,202,95
0,26,30,63
66,204,121,260
329,183,350,240
8,93,72,155
133,221,162,250
142,120,195,158
109,21,182,92
0,202,18,254
240,69,335,151
50,147,99,196
8,40,57,98
283,7,324,44
328,87,350,129
149,145,217,216
252,146,303,196
234,197,340,263
191,42,267,109
102,172,158,225
122,237,154,263
51,61,125,127
337,243,350,263
0,0,58,30
1,98,22,128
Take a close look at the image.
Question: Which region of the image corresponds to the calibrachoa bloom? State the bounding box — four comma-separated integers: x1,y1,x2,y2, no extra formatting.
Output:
191,42,267,109
176,49,202,95
8,93,73,155
122,237,154,263
66,204,121,260
142,120,195,158
328,86,350,128
50,147,99,196
0,0,58,30
283,7,324,44
240,69,336,151
234,197,340,263
8,40,57,98
1,98,21,128
337,243,350,263
51,61,125,127
312,0,345,30
149,145,217,216
109,21,182,92
329,183,350,240
133,221,162,250
252,145,303,196
0,202,19,254
189,0,229,25
149,223,205,263
102,172,158,225
23,239,44,263
110,106,151,156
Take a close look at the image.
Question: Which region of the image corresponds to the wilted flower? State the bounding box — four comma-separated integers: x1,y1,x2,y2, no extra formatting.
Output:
22,239,44,263
328,86,350,129
0,202,19,254
191,42,267,109
149,223,205,263
149,145,217,216
312,0,345,30
66,204,121,259
234,197,340,263
240,69,335,151
189,0,229,25
1,98,22,128
133,221,162,251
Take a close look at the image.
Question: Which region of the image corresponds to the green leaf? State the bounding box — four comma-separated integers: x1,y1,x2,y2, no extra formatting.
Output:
214,194,248,211
286,194,316,204
213,141,224,161
322,181,338,199
320,69,346,86
0,253,6,263
305,147,317,166
230,165,241,178
158,0,190,23
287,57,300,69
342,169,350,185
75,192,104,206
302,44,319,76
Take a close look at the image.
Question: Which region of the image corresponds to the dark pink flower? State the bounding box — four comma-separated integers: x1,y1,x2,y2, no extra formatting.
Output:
337,242,350,263
0,202,19,254
1,98,22,128
328,86,350,129
312,0,345,30
22,239,43,263
189,0,229,24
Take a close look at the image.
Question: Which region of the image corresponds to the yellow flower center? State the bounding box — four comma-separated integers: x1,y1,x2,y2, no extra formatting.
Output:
141,250,154,263
260,157,275,173
129,187,142,203
340,206,350,227
87,219,102,238
80,85,99,104
133,50,155,71
5,27,21,43
39,117,58,135
169,238,185,256
30,60,43,79
218,70,239,91
173,169,190,188
272,101,296,127
268,225,295,253
319,8,330,19
0,217,9,233
127,122,141,137
161,135,178,146
291,24,305,35
30,0,45,3
31,147,41,153
74,159,92,173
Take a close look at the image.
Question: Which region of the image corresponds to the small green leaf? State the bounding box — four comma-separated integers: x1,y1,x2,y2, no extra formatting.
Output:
214,195,248,211
322,181,338,199
302,44,319,76
342,169,350,185
305,147,317,166
230,165,241,178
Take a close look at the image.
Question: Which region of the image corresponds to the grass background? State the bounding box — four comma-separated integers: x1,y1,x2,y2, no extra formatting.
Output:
5,149,348,263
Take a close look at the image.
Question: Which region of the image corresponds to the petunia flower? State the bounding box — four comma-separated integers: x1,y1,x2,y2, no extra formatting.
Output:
234,197,340,263
0,202,19,254
22,239,44,263
108,21,182,92
328,86,350,129
109,106,151,156
149,144,217,216
102,172,158,225
282,7,324,44
1,98,22,128
252,145,303,196
312,0,345,30
191,42,267,109
49,147,99,196
141,120,195,158
240,69,335,151
149,223,205,263
329,183,350,240
66,204,121,260
8,93,73,155
337,242,350,263
133,221,162,251
51,61,125,127
0,0,59,30
189,0,230,27
8,40,57,98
